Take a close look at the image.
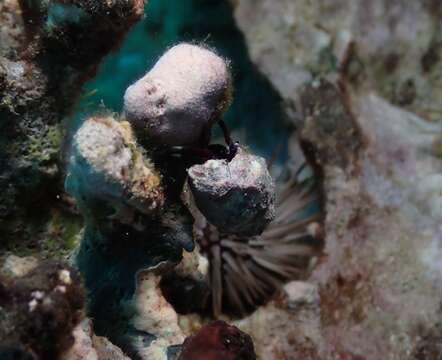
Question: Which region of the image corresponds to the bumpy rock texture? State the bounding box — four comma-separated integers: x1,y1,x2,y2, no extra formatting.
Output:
0,0,145,256
0,261,85,359
229,0,442,359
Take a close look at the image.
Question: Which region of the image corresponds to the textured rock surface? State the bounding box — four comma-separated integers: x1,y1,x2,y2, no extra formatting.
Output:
1,255,39,278
61,319,131,360
67,116,164,218
0,0,145,256
230,1,442,358
234,282,322,360
92,334,132,360
233,0,442,119
305,89,442,359
130,262,185,360
61,320,99,360
0,261,85,359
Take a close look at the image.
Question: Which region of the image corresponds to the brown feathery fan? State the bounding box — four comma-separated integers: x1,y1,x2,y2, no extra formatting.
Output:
193,164,324,318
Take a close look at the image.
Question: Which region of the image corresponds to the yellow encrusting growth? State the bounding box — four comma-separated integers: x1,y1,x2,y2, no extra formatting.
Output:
69,115,165,218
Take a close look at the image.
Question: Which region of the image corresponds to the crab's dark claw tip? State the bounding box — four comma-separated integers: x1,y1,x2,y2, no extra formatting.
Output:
227,141,239,161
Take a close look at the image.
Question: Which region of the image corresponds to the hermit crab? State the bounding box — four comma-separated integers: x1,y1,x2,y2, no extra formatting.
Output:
123,42,323,318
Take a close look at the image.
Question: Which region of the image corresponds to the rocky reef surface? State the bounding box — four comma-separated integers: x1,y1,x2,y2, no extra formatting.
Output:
2,0,442,359
0,0,144,257
230,0,442,359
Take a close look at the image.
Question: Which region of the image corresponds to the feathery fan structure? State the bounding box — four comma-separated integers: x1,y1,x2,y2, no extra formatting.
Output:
194,165,323,318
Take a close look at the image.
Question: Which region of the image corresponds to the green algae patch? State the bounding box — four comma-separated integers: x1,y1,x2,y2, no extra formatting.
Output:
23,123,63,165
42,209,83,259
1,207,83,260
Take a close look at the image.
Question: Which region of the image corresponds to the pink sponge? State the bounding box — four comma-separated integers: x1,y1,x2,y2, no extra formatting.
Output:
124,43,232,146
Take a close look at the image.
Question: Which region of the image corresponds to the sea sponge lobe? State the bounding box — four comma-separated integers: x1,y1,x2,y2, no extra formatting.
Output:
124,43,232,146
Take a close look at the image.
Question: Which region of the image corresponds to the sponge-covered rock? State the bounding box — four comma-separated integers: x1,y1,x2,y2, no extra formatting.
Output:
124,43,232,146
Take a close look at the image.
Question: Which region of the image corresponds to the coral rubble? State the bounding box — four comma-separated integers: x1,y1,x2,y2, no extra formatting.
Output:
124,43,232,147
188,146,275,237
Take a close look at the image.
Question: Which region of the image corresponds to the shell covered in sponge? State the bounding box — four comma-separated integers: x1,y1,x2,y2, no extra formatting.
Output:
123,43,232,146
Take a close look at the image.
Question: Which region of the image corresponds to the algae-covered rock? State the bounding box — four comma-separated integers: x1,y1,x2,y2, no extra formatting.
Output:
67,115,164,219
0,0,146,256
178,321,256,360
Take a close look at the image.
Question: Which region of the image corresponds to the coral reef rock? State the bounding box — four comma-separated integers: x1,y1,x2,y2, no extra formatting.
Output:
130,262,185,360
67,38,277,359
0,261,85,359
61,319,131,360
0,0,146,256
230,0,442,358
67,115,164,218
